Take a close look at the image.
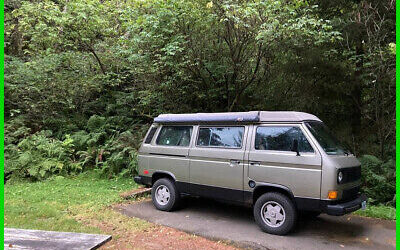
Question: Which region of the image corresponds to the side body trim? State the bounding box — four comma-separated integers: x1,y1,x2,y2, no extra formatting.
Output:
187,182,244,203
149,153,187,158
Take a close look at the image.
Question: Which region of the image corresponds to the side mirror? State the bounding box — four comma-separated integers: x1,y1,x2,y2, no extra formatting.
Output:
291,139,300,156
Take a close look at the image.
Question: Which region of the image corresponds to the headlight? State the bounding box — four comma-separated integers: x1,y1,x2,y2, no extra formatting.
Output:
337,171,344,184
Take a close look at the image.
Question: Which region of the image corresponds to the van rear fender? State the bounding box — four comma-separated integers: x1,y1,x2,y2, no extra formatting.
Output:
151,171,190,193
152,171,176,185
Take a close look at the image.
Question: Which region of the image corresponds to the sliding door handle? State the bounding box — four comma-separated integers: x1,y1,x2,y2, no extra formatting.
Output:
229,160,240,166
250,161,261,166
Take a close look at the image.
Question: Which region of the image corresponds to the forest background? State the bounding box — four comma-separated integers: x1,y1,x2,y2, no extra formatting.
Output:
4,0,396,207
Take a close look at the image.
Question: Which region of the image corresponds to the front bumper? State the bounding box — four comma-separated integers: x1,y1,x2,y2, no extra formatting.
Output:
326,194,367,216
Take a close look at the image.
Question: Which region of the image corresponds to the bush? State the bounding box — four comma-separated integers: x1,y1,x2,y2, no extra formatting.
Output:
360,155,395,206
70,115,145,178
5,115,147,182
99,131,138,178
5,131,80,182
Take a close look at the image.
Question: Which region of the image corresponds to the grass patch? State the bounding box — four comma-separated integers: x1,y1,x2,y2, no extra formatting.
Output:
4,171,149,233
354,205,396,220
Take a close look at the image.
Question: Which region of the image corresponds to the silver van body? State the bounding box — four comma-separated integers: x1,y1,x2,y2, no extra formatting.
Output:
135,111,366,234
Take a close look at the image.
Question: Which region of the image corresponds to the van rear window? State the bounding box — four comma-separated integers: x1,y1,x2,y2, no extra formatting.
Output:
144,127,157,144
156,126,192,147
197,127,244,148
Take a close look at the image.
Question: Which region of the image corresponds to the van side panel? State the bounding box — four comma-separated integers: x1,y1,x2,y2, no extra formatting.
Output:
189,149,245,190
146,145,190,182
248,153,321,198
137,154,148,175
248,124,322,199
139,125,191,185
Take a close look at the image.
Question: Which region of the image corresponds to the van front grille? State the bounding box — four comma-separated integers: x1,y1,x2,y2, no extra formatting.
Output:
341,166,361,183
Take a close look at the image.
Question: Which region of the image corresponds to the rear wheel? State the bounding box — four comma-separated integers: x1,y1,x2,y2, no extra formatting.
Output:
254,192,297,235
151,178,180,211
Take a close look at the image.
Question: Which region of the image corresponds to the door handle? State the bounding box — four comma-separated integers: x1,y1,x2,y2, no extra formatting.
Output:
250,161,261,166
229,160,240,166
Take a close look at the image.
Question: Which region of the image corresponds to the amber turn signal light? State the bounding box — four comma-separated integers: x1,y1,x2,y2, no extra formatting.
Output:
328,191,338,199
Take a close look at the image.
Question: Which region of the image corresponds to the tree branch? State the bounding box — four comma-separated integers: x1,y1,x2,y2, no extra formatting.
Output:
89,47,106,75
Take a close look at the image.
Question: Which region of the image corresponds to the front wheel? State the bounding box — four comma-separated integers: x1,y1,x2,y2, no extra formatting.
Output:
151,178,180,211
254,192,297,235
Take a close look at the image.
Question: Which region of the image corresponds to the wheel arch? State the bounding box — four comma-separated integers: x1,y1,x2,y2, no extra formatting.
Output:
152,171,176,185
253,183,295,204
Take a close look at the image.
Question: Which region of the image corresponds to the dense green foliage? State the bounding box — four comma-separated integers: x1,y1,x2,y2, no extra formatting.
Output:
4,0,395,205
359,155,396,205
5,115,146,181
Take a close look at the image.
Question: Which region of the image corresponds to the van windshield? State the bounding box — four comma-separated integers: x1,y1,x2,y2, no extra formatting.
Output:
305,121,351,156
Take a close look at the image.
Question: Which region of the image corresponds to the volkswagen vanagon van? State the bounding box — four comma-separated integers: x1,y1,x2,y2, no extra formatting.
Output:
134,111,367,235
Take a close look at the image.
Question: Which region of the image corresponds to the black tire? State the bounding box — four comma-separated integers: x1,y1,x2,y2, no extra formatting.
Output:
254,192,297,235
151,178,180,211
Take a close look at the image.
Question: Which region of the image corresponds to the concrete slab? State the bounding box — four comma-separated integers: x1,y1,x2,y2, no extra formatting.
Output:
4,228,111,250
119,187,151,200
116,197,396,250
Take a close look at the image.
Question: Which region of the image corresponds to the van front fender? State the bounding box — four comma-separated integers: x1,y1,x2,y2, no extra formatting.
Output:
251,182,295,203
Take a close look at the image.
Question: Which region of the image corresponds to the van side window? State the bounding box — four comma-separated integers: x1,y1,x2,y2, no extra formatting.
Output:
255,126,314,152
144,127,157,144
156,126,192,147
197,127,244,148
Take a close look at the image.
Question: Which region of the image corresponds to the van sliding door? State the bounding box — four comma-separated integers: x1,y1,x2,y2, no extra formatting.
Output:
188,125,248,202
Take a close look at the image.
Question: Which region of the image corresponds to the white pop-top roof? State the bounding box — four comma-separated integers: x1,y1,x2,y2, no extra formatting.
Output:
154,111,321,123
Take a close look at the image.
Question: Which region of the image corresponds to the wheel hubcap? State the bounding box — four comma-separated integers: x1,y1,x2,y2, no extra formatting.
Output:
155,185,170,206
261,201,286,227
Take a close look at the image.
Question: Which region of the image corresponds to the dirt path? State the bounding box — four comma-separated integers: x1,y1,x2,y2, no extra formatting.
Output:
100,223,236,250
75,198,237,250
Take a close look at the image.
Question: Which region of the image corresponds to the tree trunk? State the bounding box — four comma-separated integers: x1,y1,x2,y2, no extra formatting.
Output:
350,39,363,153
89,48,106,75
